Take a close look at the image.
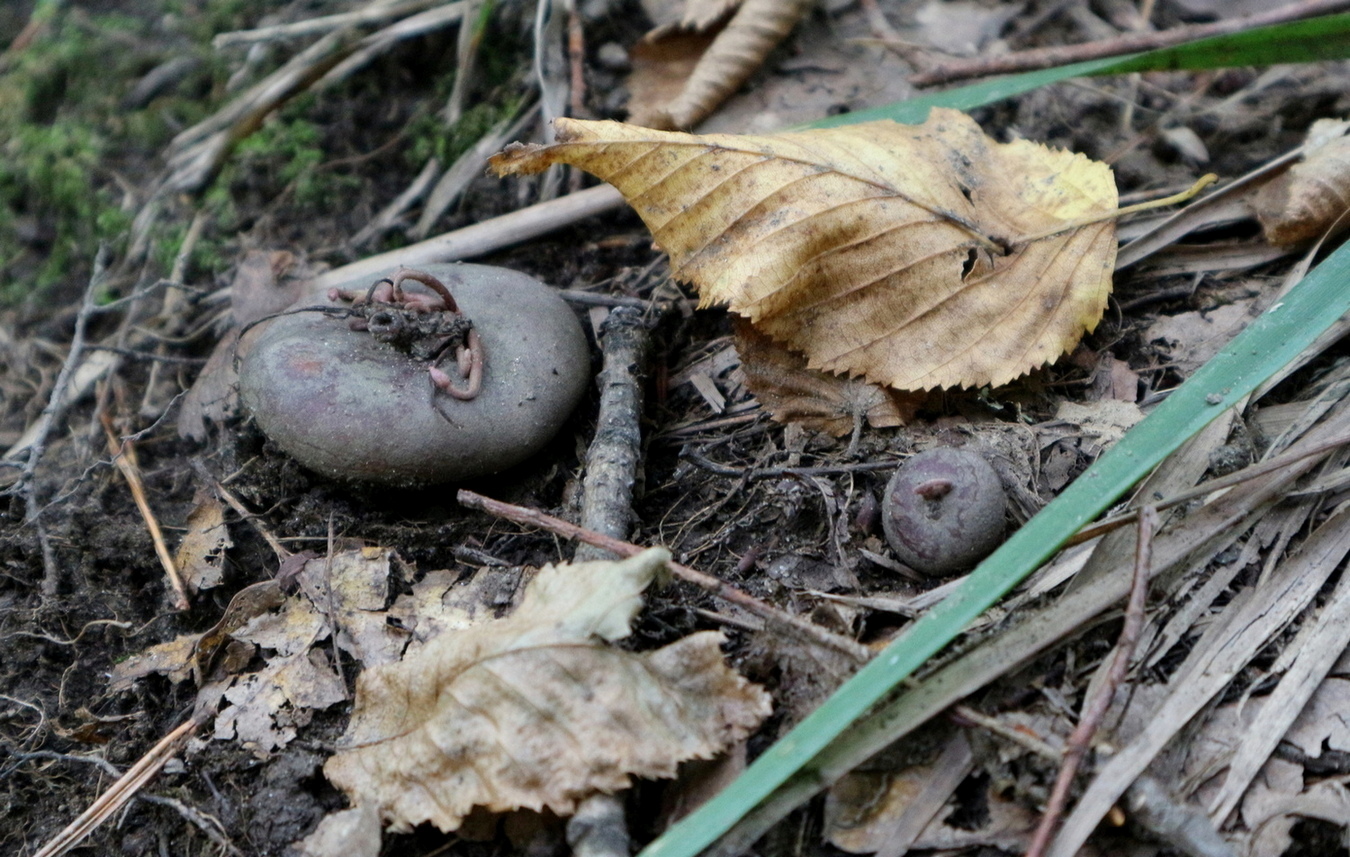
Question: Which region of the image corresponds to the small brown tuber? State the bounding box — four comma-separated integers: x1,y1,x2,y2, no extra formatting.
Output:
881,447,1006,576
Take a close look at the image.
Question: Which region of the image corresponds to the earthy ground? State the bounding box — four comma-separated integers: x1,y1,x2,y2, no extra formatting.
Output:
3,1,1350,856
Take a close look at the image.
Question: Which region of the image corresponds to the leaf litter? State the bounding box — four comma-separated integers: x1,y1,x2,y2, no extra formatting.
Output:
114,544,770,847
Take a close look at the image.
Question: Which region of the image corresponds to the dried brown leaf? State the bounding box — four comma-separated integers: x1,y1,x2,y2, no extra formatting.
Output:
633,0,812,130
734,318,917,435
324,548,771,833
175,490,231,594
1253,118,1350,246
108,580,284,691
178,250,312,440
628,29,720,129
111,549,412,756
491,109,1117,390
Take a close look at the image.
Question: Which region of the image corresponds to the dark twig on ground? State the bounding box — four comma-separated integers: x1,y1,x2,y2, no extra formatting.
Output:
1026,506,1158,857
909,0,1350,86
456,490,873,663
574,306,648,563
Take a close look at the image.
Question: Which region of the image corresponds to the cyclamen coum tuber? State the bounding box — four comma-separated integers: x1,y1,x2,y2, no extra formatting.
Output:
238,264,590,486
881,447,1007,576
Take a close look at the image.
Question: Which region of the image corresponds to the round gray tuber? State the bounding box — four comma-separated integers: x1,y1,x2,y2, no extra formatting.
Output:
238,263,589,486
881,447,1007,576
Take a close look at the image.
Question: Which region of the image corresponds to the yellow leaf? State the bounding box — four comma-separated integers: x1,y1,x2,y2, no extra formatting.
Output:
491,109,1118,390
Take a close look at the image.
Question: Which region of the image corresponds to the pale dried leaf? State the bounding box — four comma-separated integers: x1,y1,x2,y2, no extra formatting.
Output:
297,804,382,857
734,318,916,435
1145,300,1262,376
293,548,405,667
1054,400,1146,451
108,633,201,690
1254,118,1350,246
491,109,1117,390
111,549,409,758
632,0,812,130
174,490,231,593
324,548,771,833
213,646,346,756
108,580,284,690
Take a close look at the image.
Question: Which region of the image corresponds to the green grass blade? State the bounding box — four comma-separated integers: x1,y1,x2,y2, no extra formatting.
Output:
641,241,1350,857
809,12,1350,128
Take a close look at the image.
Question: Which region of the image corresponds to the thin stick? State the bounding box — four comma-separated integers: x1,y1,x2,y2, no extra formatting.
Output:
456,489,873,663
313,184,625,291
189,460,290,562
213,0,444,47
31,717,200,857
101,414,190,610
14,247,112,598
909,0,1350,86
1026,506,1158,857
1066,431,1350,546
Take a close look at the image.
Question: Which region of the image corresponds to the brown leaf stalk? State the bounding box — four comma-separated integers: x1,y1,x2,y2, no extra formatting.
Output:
456,489,872,663
102,416,190,610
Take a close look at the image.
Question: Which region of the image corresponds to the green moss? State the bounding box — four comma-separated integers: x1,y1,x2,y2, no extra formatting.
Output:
0,6,229,303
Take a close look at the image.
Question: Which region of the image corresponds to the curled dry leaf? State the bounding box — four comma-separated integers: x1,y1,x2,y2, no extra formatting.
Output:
174,490,231,594
733,318,918,435
1253,118,1350,246
630,0,813,130
491,108,1118,391
324,548,771,833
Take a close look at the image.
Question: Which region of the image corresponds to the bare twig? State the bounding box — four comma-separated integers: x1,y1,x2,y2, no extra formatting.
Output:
456,489,873,663
12,247,112,598
1065,431,1350,546
101,414,190,610
314,184,626,290
1027,506,1158,857
213,0,443,47
575,306,648,562
32,717,200,857
909,0,1350,86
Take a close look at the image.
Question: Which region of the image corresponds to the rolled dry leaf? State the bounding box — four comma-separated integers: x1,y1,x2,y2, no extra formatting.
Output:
1253,118,1350,246
640,0,813,130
